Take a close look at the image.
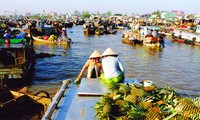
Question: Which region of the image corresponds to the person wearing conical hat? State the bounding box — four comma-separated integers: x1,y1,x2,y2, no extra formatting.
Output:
100,47,125,83
75,50,102,84
61,27,67,39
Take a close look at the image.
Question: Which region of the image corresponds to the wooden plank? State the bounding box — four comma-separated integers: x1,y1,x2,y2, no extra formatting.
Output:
78,78,110,96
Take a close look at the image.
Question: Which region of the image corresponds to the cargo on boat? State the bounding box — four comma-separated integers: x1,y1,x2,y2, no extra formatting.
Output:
42,78,138,120
42,78,200,120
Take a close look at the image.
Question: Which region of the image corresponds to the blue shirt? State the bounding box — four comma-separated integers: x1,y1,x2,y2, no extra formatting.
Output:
4,33,11,39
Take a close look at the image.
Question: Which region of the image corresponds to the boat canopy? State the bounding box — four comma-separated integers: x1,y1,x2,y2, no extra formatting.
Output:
0,39,26,44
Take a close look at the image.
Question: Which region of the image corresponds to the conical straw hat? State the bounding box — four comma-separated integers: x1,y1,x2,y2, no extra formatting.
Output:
102,47,118,56
89,50,101,58
62,27,66,30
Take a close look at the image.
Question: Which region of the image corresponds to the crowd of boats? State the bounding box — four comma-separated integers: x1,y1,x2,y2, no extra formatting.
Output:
1,15,200,119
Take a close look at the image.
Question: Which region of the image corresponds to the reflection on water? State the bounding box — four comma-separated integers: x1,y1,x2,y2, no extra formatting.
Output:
29,26,200,98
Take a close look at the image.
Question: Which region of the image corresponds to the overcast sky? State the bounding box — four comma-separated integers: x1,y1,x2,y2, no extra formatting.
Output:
0,0,199,15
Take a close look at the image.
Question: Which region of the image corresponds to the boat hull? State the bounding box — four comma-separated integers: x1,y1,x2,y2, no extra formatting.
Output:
0,89,51,119
143,37,160,47
104,30,117,34
33,36,71,45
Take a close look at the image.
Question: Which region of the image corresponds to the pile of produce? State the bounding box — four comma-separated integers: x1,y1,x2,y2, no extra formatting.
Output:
94,82,200,120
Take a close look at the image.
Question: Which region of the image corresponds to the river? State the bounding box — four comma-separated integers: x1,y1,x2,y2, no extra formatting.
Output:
29,25,200,98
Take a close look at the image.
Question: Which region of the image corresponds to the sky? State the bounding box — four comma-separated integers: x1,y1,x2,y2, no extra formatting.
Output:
0,0,199,16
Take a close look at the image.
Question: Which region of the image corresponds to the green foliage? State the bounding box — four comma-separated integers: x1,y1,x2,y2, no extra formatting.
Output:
82,11,90,19
152,10,161,15
114,13,122,16
106,11,112,17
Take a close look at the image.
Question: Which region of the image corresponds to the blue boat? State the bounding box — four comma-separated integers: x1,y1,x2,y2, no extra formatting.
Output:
42,78,138,120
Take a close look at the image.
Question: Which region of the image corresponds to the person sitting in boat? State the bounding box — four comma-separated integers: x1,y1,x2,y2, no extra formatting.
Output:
145,30,153,38
100,47,125,84
61,27,67,39
74,50,102,84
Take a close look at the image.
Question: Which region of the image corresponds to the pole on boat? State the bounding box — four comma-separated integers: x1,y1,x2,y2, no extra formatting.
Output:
42,79,71,120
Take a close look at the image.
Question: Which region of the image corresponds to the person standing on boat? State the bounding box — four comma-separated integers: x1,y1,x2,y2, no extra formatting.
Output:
152,30,158,37
4,30,11,45
75,50,102,84
100,47,125,83
159,35,165,48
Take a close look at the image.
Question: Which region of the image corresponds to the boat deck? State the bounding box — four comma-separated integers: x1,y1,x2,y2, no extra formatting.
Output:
43,78,139,120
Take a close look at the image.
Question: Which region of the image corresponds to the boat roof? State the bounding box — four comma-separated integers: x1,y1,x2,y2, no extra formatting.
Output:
0,39,27,48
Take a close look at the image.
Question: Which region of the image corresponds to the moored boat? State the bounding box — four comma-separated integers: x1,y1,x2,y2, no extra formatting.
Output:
104,29,117,34
143,37,160,47
121,30,143,45
0,88,51,119
95,27,104,35
172,38,186,43
32,36,72,45
0,38,35,87
171,28,200,46
122,37,134,45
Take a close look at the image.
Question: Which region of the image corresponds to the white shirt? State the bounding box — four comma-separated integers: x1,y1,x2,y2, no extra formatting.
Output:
102,56,125,79
152,30,158,37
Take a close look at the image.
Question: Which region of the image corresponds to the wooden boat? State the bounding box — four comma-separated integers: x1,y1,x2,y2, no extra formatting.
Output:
0,38,35,87
0,88,51,119
83,28,96,35
32,36,72,45
64,22,73,28
122,31,143,45
172,28,200,46
42,78,138,120
104,29,117,34
138,26,161,47
143,37,160,47
172,38,200,46
83,23,97,35
95,28,104,35
172,38,185,43
122,37,143,46
122,37,134,45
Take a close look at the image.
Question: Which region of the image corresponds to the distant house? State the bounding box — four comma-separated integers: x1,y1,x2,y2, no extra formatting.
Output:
161,11,177,22
172,10,185,19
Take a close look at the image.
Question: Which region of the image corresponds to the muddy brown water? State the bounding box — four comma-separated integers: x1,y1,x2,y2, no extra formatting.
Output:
28,25,200,98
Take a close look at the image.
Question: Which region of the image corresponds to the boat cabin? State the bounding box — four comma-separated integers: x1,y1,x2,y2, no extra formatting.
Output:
0,39,35,86
195,25,200,34
140,26,160,36
0,44,26,66
173,28,200,43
